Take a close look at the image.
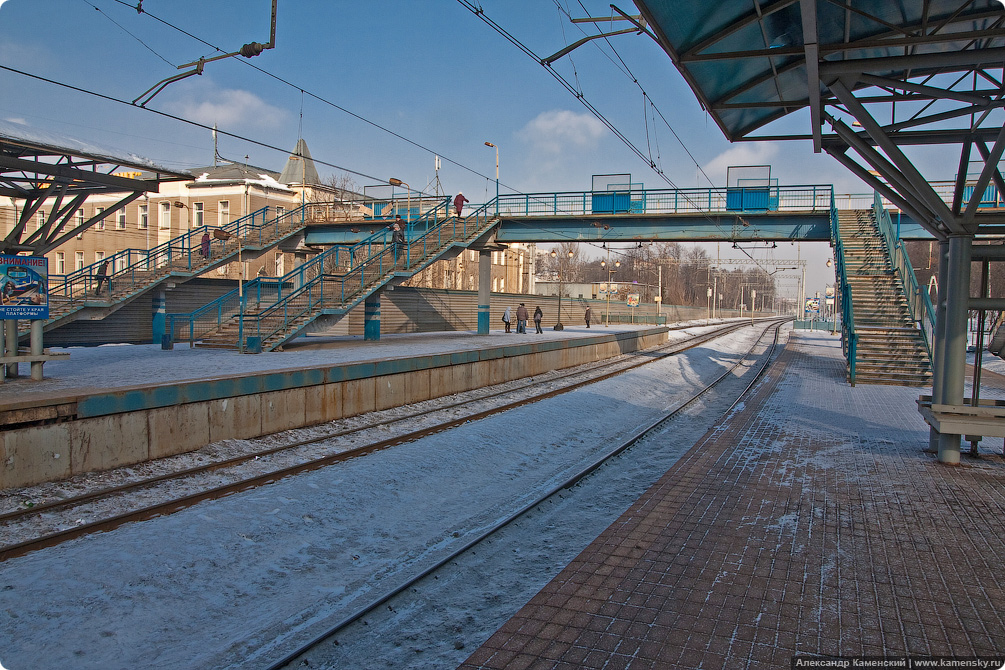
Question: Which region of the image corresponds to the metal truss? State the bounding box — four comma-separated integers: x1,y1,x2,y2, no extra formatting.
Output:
0,135,189,254
635,0,1005,239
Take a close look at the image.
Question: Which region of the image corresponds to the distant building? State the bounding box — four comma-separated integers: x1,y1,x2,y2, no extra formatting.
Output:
0,137,536,294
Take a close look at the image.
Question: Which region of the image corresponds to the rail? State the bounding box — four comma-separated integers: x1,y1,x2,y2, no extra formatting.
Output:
489,184,834,218
830,193,858,384
237,198,488,350
873,192,935,362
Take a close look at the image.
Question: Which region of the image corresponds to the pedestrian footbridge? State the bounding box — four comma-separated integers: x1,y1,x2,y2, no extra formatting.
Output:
30,183,943,382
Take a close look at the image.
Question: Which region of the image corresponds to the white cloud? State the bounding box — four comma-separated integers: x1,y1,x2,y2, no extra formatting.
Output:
517,109,607,154
703,142,780,185
4,117,26,125
162,83,287,130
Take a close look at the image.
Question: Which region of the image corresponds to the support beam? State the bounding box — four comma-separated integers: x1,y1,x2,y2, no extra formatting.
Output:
800,0,822,153
937,236,972,465
929,241,949,454
364,292,381,341
477,250,491,335
828,80,960,234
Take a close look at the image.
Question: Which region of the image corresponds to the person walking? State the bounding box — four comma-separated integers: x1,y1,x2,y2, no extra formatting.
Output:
516,303,528,334
533,305,543,334
453,192,469,217
200,231,211,259
389,216,405,261
585,306,592,328
94,259,110,296
502,305,512,333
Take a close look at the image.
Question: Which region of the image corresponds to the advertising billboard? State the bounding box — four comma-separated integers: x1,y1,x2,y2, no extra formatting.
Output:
0,255,49,319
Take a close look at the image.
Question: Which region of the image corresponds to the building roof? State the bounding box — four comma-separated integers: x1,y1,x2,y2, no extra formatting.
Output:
278,138,321,186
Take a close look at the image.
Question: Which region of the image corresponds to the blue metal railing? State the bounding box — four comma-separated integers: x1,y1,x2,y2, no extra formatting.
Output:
872,192,935,362
237,197,493,351
830,193,858,384
486,184,833,218
43,203,319,318
169,197,461,349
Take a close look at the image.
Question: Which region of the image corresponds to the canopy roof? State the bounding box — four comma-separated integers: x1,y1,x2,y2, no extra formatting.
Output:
635,0,1005,142
634,0,1005,237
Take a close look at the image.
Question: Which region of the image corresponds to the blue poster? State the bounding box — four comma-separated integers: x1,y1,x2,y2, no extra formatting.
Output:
0,255,49,319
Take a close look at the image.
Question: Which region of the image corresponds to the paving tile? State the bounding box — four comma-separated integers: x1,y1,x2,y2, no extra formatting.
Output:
459,333,1005,669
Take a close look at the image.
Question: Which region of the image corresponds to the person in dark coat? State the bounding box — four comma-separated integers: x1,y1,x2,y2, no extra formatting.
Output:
516,303,528,334
200,231,211,259
585,306,592,328
502,305,512,333
453,192,469,217
533,305,543,334
94,260,109,295
388,216,405,261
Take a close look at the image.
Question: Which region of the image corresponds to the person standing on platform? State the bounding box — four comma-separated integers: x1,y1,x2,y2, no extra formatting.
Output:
502,305,512,333
533,305,543,334
585,306,592,328
389,216,405,261
516,303,528,334
201,231,211,259
94,259,110,296
453,192,469,217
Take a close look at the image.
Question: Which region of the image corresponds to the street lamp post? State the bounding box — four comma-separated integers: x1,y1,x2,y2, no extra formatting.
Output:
388,177,410,224
600,249,620,327
551,248,574,330
484,142,499,213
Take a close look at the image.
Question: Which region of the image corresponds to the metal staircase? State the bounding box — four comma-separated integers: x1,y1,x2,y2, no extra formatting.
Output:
171,198,503,352
833,200,932,387
29,205,314,338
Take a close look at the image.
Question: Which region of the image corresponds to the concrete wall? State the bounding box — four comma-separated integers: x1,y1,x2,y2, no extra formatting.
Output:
0,327,667,490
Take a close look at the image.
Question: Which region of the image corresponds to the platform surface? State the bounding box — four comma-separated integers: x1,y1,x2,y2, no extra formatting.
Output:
0,323,664,408
461,331,1005,669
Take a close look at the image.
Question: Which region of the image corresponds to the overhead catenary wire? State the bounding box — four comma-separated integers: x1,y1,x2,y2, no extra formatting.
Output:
102,0,507,192
454,1,772,269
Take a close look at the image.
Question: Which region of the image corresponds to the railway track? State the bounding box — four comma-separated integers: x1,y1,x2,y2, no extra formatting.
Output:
266,318,788,669
0,319,776,561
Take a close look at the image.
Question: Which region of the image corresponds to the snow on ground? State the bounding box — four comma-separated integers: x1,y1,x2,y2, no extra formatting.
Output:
0,324,769,670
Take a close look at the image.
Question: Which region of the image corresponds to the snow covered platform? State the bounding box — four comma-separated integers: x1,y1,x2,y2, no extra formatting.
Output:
461,331,1005,668
0,324,671,489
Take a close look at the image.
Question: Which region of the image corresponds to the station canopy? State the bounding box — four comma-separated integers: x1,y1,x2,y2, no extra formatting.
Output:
633,0,1005,238
0,121,191,254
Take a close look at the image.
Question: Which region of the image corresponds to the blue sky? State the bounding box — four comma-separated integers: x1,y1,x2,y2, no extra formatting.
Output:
0,0,955,295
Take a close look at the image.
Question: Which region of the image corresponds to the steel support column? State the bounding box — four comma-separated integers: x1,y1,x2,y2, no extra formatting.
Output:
477,250,491,335
937,235,972,465
363,292,381,341
928,241,949,453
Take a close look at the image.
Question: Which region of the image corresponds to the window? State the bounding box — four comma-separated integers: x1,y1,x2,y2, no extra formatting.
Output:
115,256,126,272
218,200,230,226
95,251,105,266
139,204,148,229
76,210,84,239
193,202,204,228
159,202,171,229
116,208,126,229
276,206,285,218
75,251,84,271
56,252,65,274
36,211,45,231
96,207,105,231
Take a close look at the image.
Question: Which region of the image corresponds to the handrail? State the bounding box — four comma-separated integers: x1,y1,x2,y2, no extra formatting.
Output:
485,184,833,217
235,198,495,350
169,197,454,348
872,192,935,362
830,193,858,384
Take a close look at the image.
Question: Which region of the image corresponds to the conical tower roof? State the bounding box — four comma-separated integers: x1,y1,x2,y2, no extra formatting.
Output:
279,138,321,185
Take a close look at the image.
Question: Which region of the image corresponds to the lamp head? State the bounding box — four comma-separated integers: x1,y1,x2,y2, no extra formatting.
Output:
389,178,404,187
484,141,495,148
550,249,557,258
